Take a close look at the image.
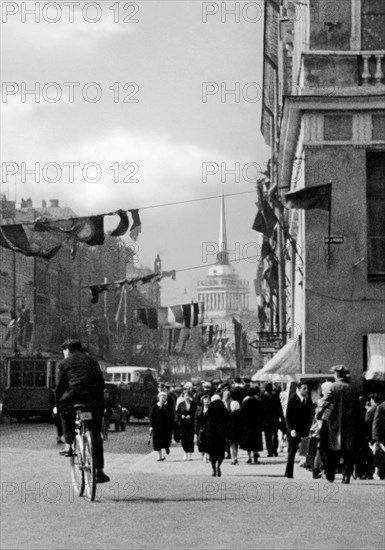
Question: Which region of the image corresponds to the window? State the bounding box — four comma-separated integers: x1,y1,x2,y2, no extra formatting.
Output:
367,152,385,279
372,115,385,141
361,0,385,50
324,115,353,141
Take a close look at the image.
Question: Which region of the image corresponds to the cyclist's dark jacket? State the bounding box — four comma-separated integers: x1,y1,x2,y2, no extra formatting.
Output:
55,352,105,413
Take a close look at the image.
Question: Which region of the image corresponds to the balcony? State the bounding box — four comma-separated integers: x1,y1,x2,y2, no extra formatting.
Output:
300,50,385,95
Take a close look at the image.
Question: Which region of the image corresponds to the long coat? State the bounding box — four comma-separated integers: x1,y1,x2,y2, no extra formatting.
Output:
195,406,209,453
373,401,385,445
149,403,173,451
177,400,197,453
321,380,358,452
240,396,264,452
228,409,243,445
205,400,230,459
261,391,285,430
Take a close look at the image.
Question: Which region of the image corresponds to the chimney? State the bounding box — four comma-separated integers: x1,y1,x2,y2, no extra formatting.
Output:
49,199,59,208
42,200,46,208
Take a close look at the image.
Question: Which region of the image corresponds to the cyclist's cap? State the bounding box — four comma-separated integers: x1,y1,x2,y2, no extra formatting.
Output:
61,339,83,352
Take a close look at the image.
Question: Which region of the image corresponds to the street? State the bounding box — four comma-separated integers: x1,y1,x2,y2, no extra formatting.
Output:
1,420,384,550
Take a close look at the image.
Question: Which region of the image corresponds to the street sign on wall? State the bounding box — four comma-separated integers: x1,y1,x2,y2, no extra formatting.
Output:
249,332,287,354
324,236,344,244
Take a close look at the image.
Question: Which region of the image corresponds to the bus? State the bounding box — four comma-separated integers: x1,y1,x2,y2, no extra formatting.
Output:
106,366,158,385
2,356,60,422
105,366,158,421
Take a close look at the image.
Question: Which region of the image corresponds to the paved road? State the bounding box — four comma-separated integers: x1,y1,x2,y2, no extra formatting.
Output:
1,422,384,550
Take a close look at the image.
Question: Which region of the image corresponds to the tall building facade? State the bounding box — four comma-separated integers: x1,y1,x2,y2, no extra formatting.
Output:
260,0,385,384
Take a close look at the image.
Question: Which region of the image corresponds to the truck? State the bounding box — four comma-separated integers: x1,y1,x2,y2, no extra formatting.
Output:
105,366,158,422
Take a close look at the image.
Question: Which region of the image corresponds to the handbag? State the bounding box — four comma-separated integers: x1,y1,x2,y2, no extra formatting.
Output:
373,443,385,468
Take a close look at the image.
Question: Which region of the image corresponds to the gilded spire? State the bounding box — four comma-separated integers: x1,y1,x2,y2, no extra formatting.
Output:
217,190,229,265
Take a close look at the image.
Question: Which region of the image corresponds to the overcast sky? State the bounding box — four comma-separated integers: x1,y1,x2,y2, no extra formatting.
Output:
1,0,270,306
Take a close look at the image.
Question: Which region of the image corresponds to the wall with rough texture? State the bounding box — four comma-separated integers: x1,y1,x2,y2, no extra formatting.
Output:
302,146,385,382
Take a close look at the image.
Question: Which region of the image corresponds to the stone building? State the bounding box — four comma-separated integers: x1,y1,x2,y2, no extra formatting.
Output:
0,197,145,365
260,0,385,384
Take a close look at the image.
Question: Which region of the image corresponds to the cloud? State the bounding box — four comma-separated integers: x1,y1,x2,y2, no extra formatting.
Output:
2,4,136,55
2,128,253,214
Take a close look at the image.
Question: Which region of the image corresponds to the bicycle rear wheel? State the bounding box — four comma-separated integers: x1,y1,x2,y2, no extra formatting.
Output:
83,430,96,501
70,435,85,497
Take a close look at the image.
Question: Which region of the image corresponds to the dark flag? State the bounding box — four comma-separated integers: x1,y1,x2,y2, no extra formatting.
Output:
263,259,278,292
110,210,129,237
0,224,61,259
285,182,332,211
34,215,105,245
252,199,278,238
129,209,141,240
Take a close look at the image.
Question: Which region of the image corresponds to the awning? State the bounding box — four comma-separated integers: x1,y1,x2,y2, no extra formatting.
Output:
364,333,385,381
252,338,300,380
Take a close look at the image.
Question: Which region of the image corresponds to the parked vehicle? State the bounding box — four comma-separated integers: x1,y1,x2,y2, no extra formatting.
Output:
2,356,60,422
105,366,158,422
103,382,129,432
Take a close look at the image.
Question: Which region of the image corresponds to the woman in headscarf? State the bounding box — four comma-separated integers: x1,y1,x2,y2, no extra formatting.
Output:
240,387,264,464
206,394,230,476
149,391,174,461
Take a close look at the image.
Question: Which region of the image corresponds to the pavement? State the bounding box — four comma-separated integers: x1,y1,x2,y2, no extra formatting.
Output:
113,442,303,478
1,440,385,550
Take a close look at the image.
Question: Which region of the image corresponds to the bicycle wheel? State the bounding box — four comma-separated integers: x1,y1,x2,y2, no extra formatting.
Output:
70,434,85,497
83,430,96,501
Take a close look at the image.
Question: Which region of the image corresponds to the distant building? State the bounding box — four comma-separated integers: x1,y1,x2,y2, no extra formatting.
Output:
197,193,258,373
0,197,136,364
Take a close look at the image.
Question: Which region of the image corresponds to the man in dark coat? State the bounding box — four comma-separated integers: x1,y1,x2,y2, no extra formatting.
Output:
261,382,286,457
284,382,312,478
206,395,230,477
55,339,109,483
320,365,359,484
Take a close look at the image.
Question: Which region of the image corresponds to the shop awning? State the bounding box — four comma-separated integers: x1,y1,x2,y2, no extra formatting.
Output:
252,338,300,380
364,333,385,381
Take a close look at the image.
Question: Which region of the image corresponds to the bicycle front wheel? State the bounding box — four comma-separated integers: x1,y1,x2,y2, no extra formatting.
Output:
83,430,96,501
70,434,85,497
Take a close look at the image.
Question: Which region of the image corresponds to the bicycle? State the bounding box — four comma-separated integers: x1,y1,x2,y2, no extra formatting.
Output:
70,404,96,502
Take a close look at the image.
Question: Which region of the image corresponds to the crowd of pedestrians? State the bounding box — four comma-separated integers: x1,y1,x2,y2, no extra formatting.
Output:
149,368,385,482
149,376,287,477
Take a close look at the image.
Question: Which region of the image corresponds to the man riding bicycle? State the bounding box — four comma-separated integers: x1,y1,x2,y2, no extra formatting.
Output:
55,339,110,484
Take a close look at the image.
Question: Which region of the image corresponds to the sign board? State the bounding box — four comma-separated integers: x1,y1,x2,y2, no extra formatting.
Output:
249,332,286,353
258,347,281,354
324,236,344,244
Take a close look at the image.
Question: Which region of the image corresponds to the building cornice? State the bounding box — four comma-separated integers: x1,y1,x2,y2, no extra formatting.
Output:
278,95,385,191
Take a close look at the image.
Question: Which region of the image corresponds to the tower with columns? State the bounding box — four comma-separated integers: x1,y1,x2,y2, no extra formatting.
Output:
197,193,252,340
